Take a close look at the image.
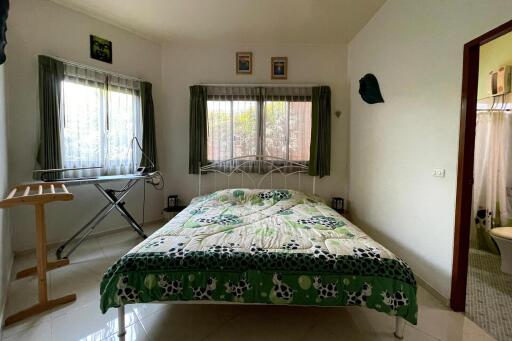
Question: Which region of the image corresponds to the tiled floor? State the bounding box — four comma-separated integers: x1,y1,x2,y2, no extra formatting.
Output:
1,222,496,341
466,247,512,341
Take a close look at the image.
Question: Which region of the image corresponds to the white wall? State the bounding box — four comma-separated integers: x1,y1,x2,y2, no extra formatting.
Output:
6,0,164,252
348,0,512,298
0,62,13,333
160,42,349,204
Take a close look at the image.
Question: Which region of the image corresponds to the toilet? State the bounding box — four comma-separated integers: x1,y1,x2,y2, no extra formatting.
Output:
490,227,512,274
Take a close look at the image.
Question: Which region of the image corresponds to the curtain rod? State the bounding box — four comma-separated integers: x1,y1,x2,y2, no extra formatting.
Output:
199,83,322,87
477,109,512,112
42,55,145,82
478,93,511,101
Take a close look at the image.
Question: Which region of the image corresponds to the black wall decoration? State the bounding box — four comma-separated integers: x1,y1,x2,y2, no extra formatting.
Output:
359,73,384,104
90,35,112,64
0,0,9,65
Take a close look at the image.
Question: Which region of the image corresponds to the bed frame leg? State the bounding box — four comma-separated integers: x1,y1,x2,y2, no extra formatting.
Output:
118,305,126,338
394,317,405,339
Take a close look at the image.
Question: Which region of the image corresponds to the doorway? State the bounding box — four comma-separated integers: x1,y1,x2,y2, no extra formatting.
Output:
451,19,512,339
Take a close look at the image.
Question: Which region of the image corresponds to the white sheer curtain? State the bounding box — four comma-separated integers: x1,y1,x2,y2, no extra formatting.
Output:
106,76,142,174
61,64,141,177
473,110,512,229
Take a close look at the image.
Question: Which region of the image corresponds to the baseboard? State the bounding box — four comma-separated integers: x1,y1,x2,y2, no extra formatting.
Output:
414,272,450,307
14,218,165,257
1,252,14,332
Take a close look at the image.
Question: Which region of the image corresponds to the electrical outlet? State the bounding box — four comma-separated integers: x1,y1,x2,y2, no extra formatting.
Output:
432,168,446,177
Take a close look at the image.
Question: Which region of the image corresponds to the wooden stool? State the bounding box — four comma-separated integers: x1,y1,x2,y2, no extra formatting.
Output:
0,183,77,326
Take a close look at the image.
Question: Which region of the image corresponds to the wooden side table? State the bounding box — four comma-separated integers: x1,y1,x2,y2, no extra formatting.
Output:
0,183,77,326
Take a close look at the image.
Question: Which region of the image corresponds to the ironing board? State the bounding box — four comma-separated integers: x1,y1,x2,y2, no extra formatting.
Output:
0,183,76,326
50,174,155,259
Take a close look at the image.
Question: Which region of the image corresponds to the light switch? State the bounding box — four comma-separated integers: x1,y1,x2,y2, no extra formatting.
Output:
433,168,446,177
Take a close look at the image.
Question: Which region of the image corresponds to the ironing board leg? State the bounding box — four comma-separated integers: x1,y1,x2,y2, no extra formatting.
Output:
97,184,147,238
56,179,144,259
56,203,111,259
118,305,126,338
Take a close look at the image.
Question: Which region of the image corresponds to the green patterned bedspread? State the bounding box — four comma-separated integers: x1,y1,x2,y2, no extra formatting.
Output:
100,189,418,324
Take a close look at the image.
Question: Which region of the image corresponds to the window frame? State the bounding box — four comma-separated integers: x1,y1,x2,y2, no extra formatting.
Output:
206,89,312,164
59,70,142,176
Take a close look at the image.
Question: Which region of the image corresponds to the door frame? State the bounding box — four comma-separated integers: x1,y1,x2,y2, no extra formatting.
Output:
451,19,512,312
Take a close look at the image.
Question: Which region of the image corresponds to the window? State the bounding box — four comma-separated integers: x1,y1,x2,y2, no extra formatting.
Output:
263,100,311,161
207,99,258,160
61,64,142,177
206,86,312,164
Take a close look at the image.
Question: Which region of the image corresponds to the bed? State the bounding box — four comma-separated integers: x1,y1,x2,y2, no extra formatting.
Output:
100,157,418,339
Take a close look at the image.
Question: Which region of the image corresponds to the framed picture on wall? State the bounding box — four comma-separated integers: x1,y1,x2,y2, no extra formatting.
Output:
90,35,112,64
236,52,252,74
271,57,287,80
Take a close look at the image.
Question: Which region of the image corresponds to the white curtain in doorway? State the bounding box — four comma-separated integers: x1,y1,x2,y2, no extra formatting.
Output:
473,110,512,230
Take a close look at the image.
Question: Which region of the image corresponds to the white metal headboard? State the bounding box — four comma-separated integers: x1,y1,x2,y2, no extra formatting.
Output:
198,155,315,196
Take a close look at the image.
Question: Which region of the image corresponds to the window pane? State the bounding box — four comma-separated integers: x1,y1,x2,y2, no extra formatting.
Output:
207,96,311,164
62,79,141,176
263,101,287,159
232,101,257,158
62,80,103,167
207,100,257,161
108,89,138,163
207,100,232,161
288,101,311,161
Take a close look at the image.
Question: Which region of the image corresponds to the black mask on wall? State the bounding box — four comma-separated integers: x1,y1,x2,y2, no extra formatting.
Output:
359,73,384,104
0,0,9,65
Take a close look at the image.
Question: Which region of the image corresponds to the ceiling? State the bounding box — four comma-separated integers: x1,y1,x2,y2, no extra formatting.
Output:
49,0,385,45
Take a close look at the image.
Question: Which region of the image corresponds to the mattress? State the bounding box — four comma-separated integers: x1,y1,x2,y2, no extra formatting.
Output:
100,189,418,324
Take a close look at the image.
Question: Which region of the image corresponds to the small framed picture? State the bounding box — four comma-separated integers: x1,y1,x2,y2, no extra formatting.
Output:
90,35,112,64
236,52,252,74
271,57,287,80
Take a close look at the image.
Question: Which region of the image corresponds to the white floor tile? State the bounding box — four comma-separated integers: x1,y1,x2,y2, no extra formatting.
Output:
298,324,339,341
50,237,105,264
2,320,52,341
2,277,51,339
100,321,148,341
214,305,318,339
141,222,165,236
47,264,102,318
131,302,169,321
10,253,36,278
1,221,498,341
139,304,237,341
96,231,143,259
51,302,137,341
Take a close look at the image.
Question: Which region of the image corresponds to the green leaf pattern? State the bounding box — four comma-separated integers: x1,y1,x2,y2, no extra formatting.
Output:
100,188,418,325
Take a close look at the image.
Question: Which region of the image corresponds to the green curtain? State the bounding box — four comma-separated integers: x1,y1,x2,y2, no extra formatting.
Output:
189,85,208,174
309,86,331,177
37,55,64,180
140,81,158,171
